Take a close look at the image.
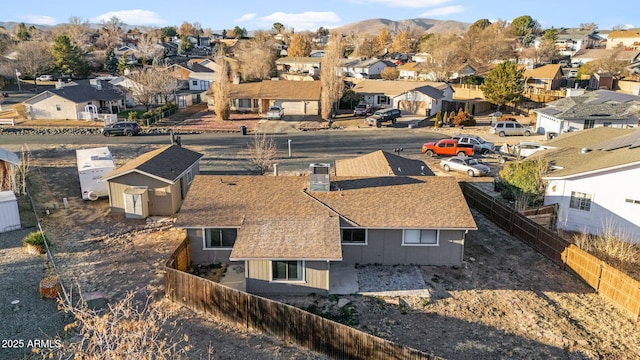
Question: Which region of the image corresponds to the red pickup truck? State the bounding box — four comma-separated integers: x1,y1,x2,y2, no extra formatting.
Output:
421,138,475,157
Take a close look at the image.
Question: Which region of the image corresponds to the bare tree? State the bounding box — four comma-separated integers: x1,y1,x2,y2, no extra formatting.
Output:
320,33,344,119
54,16,91,47
135,32,164,64
459,20,513,69
287,33,312,57
127,66,177,110
211,47,230,120
247,133,278,175
374,29,392,54
98,16,124,49
389,30,414,53
13,41,54,88
419,33,463,81
236,30,276,81
351,34,378,58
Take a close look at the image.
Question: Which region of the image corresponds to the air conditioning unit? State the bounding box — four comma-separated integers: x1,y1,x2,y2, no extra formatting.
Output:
309,163,330,192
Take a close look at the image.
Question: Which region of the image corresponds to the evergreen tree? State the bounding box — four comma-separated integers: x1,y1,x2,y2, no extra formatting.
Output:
481,61,525,111
104,48,118,75
117,54,130,75
52,35,86,77
434,111,442,128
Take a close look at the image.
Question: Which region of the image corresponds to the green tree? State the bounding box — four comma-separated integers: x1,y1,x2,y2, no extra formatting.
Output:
481,61,525,111
160,26,177,41
469,19,492,32
542,27,559,41
14,22,31,41
510,15,538,37
117,54,130,75
272,23,284,34
434,111,442,128
316,27,329,37
104,48,118,75
178,35,192,54
52,35,86,77
233,26,247,39
498,159,548,205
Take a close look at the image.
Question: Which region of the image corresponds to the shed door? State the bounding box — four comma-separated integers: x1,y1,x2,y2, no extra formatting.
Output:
123,188,149,219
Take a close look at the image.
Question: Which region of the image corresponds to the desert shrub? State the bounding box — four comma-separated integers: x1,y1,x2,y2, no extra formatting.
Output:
128,111,140,120
14,103,28,119
574,227,640,266
23,231,45,246
498,159,547,205
142,111,153,119
434,110,442,128
453,109,475,126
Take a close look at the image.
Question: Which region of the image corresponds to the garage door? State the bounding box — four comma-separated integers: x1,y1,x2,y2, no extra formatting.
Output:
279,101,305,115
398,100,427,116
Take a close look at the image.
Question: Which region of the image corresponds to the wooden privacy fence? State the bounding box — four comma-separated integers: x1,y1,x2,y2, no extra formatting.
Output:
460,182,640,319
164,238,443,360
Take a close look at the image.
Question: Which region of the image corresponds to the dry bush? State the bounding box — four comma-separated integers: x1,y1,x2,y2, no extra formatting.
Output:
47,291,194,360
573,226,640,266
14,103,29,119
247,132,278,175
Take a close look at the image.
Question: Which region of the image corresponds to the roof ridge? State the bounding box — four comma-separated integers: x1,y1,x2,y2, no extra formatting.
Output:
302,188,360,227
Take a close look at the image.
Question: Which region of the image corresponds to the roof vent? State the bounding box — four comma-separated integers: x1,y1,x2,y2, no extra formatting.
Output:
309,163,330,192
581,148,592,154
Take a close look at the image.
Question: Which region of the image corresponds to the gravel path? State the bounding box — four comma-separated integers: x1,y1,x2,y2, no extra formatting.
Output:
0,227,67,359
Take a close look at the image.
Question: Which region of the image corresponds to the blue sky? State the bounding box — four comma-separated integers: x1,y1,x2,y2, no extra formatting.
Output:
2,0,637,31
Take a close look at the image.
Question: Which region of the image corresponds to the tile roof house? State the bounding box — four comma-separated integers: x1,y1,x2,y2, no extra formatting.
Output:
531,128,640,243
523,64,563,90
208,80,321,119
174,171,476,295
352,79,454,116
533,90,640,135
335,150,434,177
22,79,125,121
102,145,203,217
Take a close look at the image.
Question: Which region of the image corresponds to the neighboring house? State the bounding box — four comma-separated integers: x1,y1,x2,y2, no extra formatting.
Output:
571,49,640,67
167,62,214,91
606,29,640,50
102,144,203,217
352,79,454,116
209,80,321,119
339,58,389,79
108,76,144,107
588,72,614,90
533,128,640,243
22,79,125,121
523,64,563,90
533,29,603,57
275,57,322,74
533,89,640,135
174,171,477,295
335,150,434,176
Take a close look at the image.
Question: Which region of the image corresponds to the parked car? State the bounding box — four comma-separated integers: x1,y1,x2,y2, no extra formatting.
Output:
37,74,54,81
440,157,490,177
266,106,284,120
452,134,495,154
421,138,475,157
102,121,142,137
353,103,373,117
366,108,401,127
489,120,532,137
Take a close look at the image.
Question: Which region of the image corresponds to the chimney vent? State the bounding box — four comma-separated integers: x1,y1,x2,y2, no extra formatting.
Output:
581,148,591,154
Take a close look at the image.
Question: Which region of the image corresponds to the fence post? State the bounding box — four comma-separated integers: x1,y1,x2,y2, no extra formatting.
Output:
595,263,604,293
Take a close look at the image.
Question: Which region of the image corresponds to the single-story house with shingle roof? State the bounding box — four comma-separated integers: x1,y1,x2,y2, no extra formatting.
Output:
353,79,453,116
174,172,476,295
335,150,434,177
22,79,125,120
533,89,640,135
530,128,640,243
102,144,203,217
208,80,321,119
571,49,640,67
524,64,563,90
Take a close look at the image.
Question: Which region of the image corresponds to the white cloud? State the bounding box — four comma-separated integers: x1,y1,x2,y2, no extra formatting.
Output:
20,15,57,26
352,0,451,9
257,11,342,31
90,10,166,25
235,13,257,23
419,5,464,17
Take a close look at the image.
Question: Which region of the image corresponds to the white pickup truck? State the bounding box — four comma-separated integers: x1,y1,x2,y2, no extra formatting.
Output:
266,106,284,120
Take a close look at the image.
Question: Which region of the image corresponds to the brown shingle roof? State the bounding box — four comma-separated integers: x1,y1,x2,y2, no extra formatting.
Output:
175,175,476,259
103,145,202,183
334,150,434,176
544,127,635,149
523,64,562,79
353,79,449,97
223,80,321,100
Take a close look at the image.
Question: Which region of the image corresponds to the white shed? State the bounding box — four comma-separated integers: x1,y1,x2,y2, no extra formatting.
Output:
0,191,21,233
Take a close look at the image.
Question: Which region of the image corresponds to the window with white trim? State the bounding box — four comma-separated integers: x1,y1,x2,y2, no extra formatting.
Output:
569,192,592,211
272,260,304,281
204,228,237,249
341,228,366,244
238,99,252,108
403,229,438,246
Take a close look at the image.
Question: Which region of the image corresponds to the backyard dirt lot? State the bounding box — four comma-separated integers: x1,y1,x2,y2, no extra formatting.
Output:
2,142,640,359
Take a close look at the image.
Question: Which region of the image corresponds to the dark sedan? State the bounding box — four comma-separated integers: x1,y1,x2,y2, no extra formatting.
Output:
102,121,142,137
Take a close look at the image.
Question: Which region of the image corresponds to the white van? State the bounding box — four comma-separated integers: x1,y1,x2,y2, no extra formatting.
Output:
37,74,54,81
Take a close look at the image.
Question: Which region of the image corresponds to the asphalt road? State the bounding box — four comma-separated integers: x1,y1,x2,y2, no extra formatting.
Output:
0,129,449,174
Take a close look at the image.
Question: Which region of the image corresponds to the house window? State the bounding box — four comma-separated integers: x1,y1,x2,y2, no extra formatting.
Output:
341,228,366,244
238,99,252,108
403,229,438,246
56,105,61,111
569,192,592,211
253,99,259,108
192,80,198,86
377,95,389,105
271,260,304,281
185,169,193,185
584,119,595,129
204,228,237,249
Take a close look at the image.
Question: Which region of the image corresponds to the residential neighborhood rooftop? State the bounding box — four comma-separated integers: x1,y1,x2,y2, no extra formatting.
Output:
334,150,434,177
